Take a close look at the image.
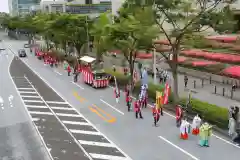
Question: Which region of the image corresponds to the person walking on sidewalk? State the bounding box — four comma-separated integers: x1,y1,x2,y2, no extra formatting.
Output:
134,100,143,119
184,75,188,88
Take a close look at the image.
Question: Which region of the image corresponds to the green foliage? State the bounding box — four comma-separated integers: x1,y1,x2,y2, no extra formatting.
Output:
90,13,112,62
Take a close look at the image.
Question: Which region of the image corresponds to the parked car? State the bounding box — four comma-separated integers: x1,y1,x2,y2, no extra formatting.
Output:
18,49,27,57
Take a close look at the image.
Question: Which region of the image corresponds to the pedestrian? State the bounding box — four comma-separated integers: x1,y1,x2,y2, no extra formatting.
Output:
232,84,236,91
180,118,190,140
73,69,79,82
126,95,132,112
184,75,188,88
199,122,212,147
152,105,160,126
134,100,143,119
176,105,183,127
142,93,148,108
192,114,202,135
67,65,71,76
114,88,120,103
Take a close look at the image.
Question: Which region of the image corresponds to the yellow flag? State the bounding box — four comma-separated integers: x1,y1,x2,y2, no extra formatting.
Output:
156,91,163,109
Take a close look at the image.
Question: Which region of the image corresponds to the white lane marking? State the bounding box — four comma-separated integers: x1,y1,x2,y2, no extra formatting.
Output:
71,81,84,89
26,105,48,109
7,54,54,160
32,117,40,121
19,91,37,94
51,107,74,110
15,56,132,160
214,134,240,149
62,121,90,126
70,129,102,135
158,136,199,160
21,95,40,98
89,153,127,160
46,101,68,104
56,113,82,117
23,100,44,103
100,99,124,115
18,88,34,90
2,107,4,109
54,70,62,76
78,140,115,148
29,111,53,115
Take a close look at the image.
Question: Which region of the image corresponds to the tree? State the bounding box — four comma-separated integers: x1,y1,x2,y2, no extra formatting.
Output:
107,7,159,90
129,0,235,102
90,13,112,67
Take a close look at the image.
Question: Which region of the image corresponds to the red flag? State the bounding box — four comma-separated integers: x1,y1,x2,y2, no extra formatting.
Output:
163,83,170,105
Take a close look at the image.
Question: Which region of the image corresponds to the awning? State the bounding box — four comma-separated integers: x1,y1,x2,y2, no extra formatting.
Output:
79,56,96,63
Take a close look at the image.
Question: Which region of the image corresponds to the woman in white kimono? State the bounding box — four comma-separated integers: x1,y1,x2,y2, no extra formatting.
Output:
192,115,201,135
180,119,190,140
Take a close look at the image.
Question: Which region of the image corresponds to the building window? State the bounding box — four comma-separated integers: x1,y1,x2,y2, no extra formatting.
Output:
85,0,92,4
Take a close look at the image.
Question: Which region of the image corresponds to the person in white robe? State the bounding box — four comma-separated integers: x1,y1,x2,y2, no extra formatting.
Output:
192,115,202,135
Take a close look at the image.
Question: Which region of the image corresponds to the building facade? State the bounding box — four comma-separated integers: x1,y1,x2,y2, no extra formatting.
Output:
40,0,113,15
8,0,41,16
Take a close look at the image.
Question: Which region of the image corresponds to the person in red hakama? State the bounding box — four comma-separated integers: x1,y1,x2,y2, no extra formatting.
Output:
142,93,148,108
67,65,71,76
176,105,183,127
134,100,143,119
126,95,132,112
152,105,160,126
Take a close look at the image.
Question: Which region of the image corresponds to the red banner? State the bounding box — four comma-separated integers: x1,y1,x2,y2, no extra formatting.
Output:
163,83,170,105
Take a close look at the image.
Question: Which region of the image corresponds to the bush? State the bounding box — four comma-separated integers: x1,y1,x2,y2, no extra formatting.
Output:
106,70,229,129
179,99,228,129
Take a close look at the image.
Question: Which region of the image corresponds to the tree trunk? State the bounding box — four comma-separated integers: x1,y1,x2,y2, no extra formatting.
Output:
171,64,179,103
75,43,82,56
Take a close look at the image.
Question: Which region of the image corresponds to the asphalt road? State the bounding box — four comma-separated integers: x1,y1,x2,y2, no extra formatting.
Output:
0,45,50,160
4,38,240,160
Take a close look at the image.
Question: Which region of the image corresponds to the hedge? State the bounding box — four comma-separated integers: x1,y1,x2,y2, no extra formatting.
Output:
105,69,229,129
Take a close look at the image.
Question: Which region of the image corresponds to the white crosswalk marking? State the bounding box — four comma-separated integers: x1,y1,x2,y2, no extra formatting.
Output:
26,105,48,109
46,101,68,104
23,100,44,103
19,91,37,94
78,140,115,147
51,107,74,110
89,153,127,160
70,129,102,135
62,121,90,126
18,88,34,90
31,117,40,121
56,113,82,117
21,95,40,98
29,111,53,115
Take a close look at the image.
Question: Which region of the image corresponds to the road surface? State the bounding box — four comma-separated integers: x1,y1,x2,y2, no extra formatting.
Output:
3,38,240,160
0,43,50,160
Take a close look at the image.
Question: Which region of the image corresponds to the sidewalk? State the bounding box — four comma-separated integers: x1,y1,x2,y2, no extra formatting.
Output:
102,55,240,108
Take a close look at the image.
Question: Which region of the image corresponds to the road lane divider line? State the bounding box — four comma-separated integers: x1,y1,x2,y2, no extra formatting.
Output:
100,99,124,115
71,81,84,89
89,105,116,123
109,86,240,149
54,70,62,76
158,136,199,160
11,50,131,159
73,91,85,102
